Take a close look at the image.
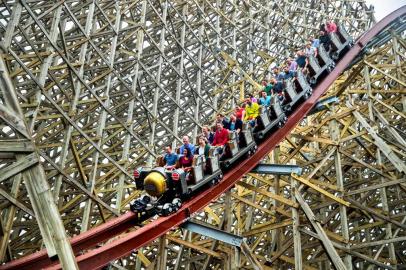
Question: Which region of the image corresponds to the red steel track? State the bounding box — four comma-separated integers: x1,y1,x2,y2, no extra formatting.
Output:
2,6,405,270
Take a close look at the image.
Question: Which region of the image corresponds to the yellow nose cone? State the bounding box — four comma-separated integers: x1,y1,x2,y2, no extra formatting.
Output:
144,172,166,197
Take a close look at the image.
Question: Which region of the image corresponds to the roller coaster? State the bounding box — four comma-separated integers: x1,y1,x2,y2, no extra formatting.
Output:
0,5,404,270
130,24,351,219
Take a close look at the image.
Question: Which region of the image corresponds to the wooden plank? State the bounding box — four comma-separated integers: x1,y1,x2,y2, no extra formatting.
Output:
0,186,34,216
231,193,275,216
237,181,298,208
39,151,119,216
351,236,406,249
0,141,35,152
0,152,38,182
0,104,30,139
295,191,346,270
292,175,350,207
346,178,406,195
370,95,406,119
242,219,292,237
300,228,395,270
347,198,406,230
166,235,222,259
203,207,221,225
240,241,263,270
364,60,406,87
291,134,339,146
291,176,302,270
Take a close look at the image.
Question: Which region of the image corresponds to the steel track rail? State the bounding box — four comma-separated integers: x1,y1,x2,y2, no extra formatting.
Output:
1,5,405,270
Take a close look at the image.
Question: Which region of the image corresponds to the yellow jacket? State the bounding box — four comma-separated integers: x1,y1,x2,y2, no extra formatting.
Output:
244,102,260,121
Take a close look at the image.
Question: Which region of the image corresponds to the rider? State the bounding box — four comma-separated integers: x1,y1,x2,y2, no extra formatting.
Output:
163,145,178,169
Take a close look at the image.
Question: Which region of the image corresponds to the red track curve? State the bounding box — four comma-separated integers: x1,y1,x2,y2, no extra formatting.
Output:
2,5,405,270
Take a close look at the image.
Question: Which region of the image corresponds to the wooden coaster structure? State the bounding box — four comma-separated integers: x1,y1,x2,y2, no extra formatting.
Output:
0,0,400,269
146,26,406,270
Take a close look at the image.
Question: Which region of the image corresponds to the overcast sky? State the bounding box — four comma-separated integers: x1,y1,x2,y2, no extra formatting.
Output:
364,0,406,20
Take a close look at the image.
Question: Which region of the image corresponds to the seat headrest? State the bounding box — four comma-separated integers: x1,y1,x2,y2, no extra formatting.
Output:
192,155,200,166
228,132,236,139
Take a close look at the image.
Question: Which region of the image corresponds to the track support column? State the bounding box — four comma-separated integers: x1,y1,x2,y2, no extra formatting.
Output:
0,50,78,269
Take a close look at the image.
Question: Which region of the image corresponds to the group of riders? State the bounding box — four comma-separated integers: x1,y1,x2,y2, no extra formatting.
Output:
162,21,339,172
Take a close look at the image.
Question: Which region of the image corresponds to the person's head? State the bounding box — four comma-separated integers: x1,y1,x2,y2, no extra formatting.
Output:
230,114,236,122
165,145,172,154
216,122,223,131
202,125,209,134
216,113,224,121
306,42,311,48
271,78,277,84
320,30,325,36
182,136,189,145
297,50,304,56
283,66,289,72
273,67,279,74
198,136,206,146
183,147,192,158
245,98,252,106
261,91,267,98
262,80,267,86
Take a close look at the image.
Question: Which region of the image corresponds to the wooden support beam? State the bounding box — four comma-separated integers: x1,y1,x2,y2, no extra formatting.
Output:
240,241,263,270
293,174,350,207
166,235,222,259
347,198,406,230
242,219,292,237
350,104,406,173
352,236,406,249
291,176,302,270
346,178,406,195
0,174,22,262
157,235,168,270
0,1,401,269
0,186,34,216
295,191,346,270
0,152,38,182
0,141,35,153
300,228,396,270
237,181,298,208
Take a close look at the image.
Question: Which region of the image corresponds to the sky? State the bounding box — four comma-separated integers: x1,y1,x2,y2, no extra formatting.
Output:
365,0,406,20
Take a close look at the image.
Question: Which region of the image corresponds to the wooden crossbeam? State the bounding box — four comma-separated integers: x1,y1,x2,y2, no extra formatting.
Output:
293,175,350,207
295,191,347,270
237,181,298,208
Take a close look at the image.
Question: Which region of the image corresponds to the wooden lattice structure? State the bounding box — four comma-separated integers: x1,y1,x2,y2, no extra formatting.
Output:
146,28,405,270
3,0,404,269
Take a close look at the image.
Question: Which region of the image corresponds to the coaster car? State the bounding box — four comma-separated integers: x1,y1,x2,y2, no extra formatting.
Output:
221,123,256,168
283,70,312,113
254,102,287,140
330,24,353,60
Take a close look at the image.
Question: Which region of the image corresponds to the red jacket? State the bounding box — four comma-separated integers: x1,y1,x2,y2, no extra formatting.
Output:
212,128,229,146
